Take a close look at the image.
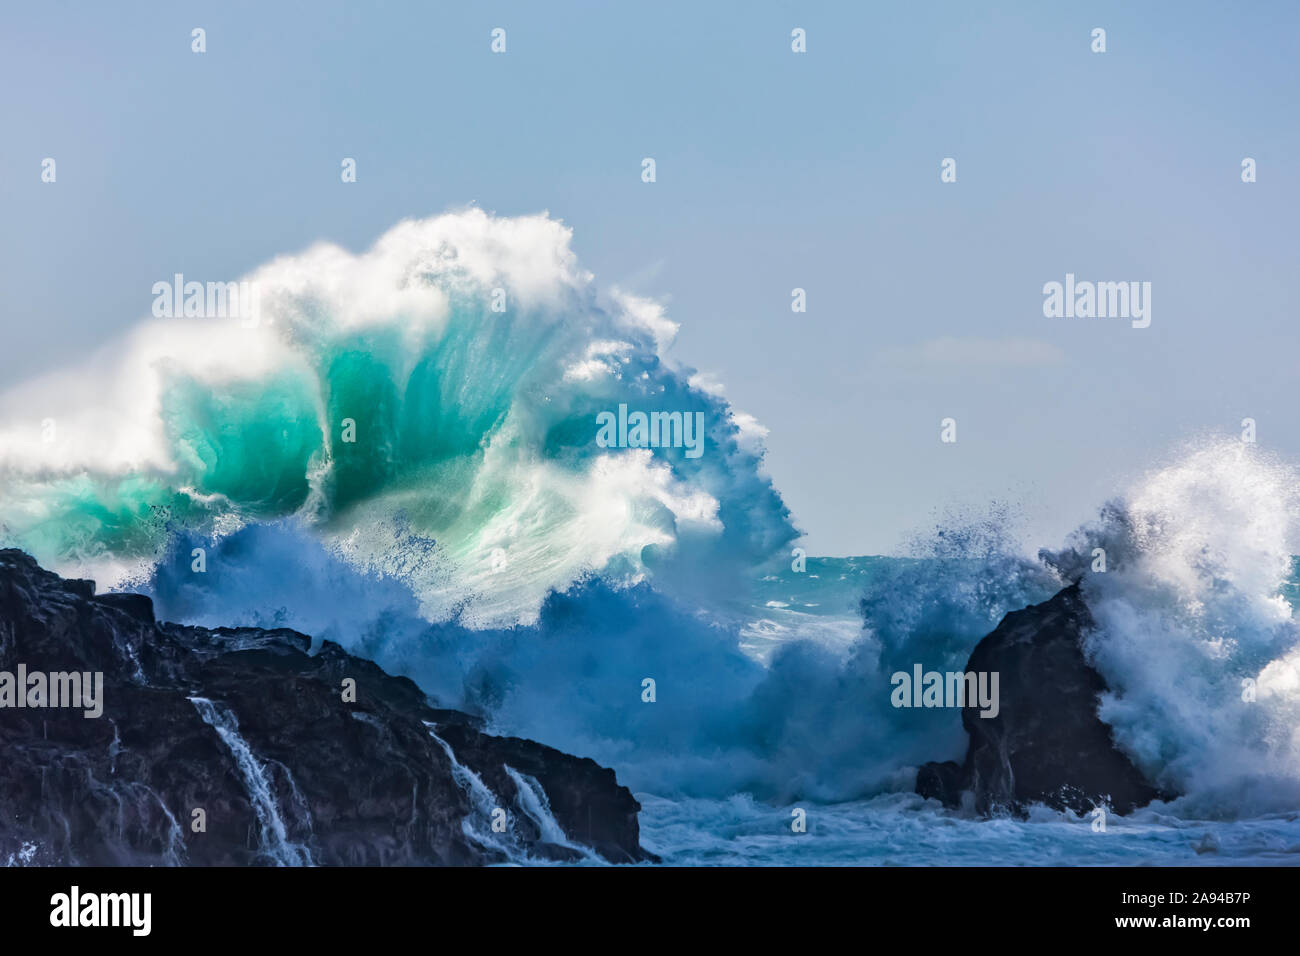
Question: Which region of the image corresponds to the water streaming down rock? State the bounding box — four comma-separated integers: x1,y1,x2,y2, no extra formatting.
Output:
0,549,652,865
426,725,522,861
426,725,604,864
505,765,595,860
189,697,313,866
133,782,187,866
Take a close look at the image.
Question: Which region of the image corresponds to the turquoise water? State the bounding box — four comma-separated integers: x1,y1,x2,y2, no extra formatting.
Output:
4,212,1300,865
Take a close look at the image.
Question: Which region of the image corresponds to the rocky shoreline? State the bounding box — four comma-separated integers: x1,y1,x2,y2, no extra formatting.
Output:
0,549,654,865
916,582,1173,817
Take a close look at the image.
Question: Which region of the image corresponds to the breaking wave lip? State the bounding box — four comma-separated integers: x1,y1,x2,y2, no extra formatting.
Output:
1,210,1299,841
0,208,796,627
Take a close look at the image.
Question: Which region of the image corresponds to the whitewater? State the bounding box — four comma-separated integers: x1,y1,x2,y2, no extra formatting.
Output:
2,210,1299,865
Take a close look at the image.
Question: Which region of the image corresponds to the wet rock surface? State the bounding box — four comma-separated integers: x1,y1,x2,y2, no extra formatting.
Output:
0,549,652,865
916,583,1171,817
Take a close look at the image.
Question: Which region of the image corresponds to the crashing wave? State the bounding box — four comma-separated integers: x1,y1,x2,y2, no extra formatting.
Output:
0,209,794,625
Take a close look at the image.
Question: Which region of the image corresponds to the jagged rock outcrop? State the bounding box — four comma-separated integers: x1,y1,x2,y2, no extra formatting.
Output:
915,583,1170,816
0,549,653,865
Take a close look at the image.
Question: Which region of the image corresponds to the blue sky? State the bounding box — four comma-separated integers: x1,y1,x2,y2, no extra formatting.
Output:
2,1,1298,554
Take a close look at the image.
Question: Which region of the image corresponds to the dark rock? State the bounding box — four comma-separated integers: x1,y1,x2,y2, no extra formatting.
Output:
92,591,156,624
65,579,96,600
0,549,653,865
436,723,650,864
914,760,965,809
915,582,1171,816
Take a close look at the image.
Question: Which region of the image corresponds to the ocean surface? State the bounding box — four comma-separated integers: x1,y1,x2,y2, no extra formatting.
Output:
3,211,1299,865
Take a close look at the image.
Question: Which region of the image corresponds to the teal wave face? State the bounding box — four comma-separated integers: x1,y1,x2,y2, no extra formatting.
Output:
163,370,324,514
0,211,798,622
